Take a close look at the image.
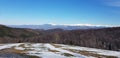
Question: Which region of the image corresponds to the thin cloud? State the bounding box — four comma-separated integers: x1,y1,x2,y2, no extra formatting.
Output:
102,0,120,7
100,0,120,14
107,2,120,7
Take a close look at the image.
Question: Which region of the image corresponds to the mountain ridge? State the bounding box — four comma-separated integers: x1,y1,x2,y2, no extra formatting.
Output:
8,24,110,30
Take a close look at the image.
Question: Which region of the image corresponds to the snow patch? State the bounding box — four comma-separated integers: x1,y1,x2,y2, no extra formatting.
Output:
0,43,22,50
44,44,94,58
60,44,120,58
15,47,25,50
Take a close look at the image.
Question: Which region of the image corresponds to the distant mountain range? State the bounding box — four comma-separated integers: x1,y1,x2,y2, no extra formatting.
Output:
8,24,109,30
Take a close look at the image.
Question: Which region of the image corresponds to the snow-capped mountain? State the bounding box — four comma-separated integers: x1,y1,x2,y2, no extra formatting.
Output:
8,24,109,30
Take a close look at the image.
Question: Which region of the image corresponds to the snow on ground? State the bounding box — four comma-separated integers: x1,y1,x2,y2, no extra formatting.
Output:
26,43,92,58
58,44,120,58
28,52,70,58
0,43,120,58
43,44,94,58
15,46,25,50
0,43,23,50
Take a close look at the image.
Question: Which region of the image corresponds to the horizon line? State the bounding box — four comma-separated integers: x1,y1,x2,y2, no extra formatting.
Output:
3,23,120,27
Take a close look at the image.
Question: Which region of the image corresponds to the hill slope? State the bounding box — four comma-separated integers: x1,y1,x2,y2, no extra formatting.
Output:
0,25,120,51
0,25,39,43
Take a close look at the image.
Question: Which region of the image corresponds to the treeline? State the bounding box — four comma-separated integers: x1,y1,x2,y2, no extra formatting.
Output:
0,25,120,51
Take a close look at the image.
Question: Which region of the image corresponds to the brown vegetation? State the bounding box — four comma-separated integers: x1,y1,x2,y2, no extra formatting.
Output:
0,25,120,51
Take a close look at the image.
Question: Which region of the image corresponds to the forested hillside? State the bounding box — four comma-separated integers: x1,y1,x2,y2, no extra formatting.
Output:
0,25,120,51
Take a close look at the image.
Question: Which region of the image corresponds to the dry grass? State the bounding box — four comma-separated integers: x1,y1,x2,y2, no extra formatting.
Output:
0,48,23,54
51,44,63,48
61,53,74,57
65,49,118,58
18,44,26,48
0,47,40,58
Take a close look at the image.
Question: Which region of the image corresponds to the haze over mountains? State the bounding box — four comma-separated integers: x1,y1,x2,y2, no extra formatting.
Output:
8,24,110,30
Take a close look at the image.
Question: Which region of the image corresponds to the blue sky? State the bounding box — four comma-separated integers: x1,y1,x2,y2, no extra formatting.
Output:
0,0,120,26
